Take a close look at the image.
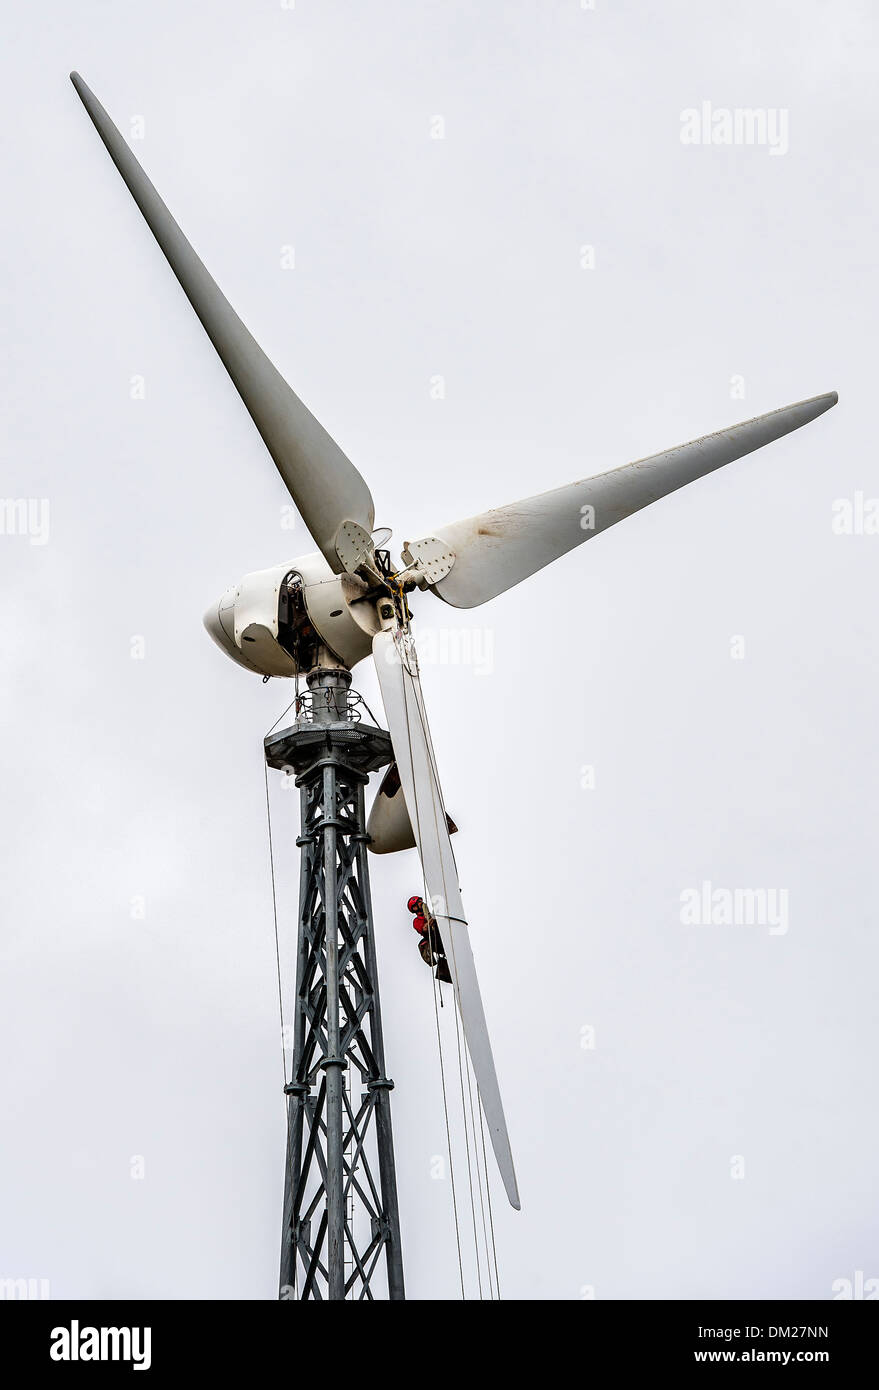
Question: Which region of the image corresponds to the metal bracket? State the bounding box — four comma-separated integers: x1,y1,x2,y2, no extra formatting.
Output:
334,519,383,583
398,536,456,588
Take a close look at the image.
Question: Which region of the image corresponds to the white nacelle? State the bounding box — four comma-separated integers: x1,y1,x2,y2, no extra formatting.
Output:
203,552,381,677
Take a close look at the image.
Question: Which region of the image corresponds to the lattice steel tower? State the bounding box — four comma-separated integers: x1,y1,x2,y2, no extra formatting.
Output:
266,666,405,1301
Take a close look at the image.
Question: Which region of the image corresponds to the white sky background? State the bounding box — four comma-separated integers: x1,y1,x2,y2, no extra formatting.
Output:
1,0,877,1299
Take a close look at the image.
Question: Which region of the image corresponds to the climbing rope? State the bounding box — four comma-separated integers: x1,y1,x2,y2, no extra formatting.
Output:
428,950,467,1300
395,625,500,1299
263,685,308,1089
478,1094,502,1299
263,760,288,1088
397,638,466,1299
404,633,496,1296
463,1045,496,1299
451,986,484,1299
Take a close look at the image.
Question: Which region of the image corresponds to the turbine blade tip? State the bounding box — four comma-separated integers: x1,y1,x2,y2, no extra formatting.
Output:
810,390,838,417
808,390,838,410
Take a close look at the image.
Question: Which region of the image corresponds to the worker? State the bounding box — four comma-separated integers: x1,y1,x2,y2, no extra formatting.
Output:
406,895,452,984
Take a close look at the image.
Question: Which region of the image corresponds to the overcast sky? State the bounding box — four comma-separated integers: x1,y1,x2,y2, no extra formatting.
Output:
1,0,877,1300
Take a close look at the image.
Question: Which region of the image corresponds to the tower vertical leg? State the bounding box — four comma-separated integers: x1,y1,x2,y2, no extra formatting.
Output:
355,780,405,1301
321,760,346,1300
268,678,405,1300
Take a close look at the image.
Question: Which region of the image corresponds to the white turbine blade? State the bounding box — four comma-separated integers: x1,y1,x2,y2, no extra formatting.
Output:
420,392,838,608
70,72,375,572
372,630,520,1210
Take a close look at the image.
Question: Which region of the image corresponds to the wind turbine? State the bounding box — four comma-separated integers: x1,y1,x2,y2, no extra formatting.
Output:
70,71,837,1300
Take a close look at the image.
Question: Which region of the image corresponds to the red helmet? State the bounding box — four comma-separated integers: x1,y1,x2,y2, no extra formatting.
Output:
407,896,422,914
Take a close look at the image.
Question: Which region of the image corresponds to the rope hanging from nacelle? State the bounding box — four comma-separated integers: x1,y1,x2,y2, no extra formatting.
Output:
395,627,501,1300
264,760,289,1092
